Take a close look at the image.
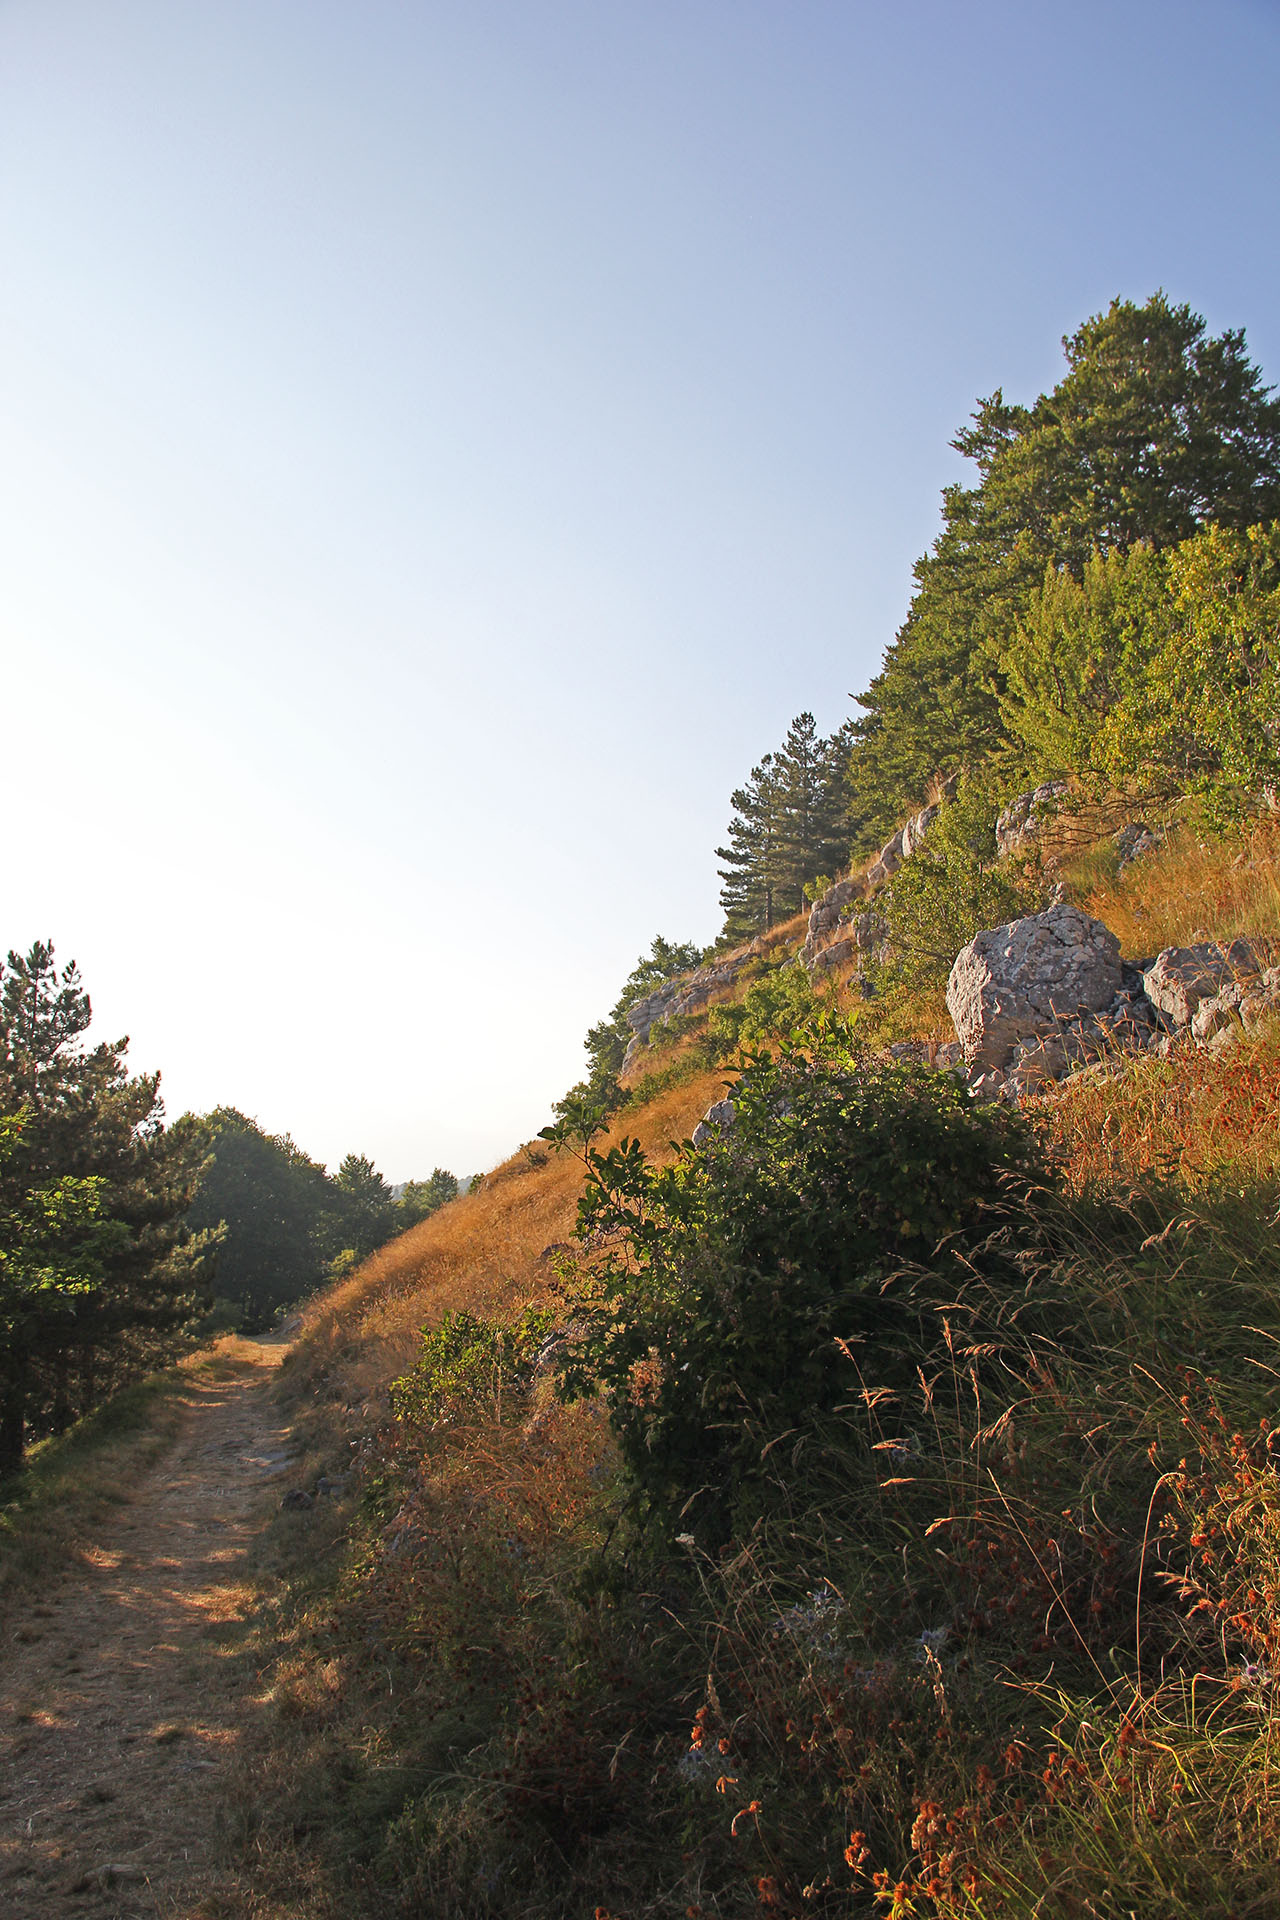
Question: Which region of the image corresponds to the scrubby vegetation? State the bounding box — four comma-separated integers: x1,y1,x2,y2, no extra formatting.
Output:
714,294,1280,947
12,291,1280,1915
220,811,1280,1918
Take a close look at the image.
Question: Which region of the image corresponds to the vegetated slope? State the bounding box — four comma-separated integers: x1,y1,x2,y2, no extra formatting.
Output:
233,820,1280,1920
290,1065,731,1440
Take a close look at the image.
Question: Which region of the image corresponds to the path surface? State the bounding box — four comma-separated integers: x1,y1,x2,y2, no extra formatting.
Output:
0,1337,295,1918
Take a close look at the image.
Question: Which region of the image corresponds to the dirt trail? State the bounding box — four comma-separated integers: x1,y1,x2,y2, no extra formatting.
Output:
0,1337,297,1918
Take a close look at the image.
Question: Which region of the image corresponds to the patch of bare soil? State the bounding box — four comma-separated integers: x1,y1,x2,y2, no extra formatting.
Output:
0,1336,296,1918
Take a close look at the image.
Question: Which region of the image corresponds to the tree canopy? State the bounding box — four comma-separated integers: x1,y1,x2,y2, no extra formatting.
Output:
0,942,214,1472
716,713,850,939
847,294,1280,842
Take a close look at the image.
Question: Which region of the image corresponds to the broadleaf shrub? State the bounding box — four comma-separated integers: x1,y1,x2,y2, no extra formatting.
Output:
556,1021,1047,1542
390,1304,555,1431
879,780,1045,989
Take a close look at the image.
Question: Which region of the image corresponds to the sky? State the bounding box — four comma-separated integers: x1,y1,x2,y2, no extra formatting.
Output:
3,0,1279,1179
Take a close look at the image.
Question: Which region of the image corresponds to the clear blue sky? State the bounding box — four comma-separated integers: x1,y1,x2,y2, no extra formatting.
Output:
3,0,1279,1177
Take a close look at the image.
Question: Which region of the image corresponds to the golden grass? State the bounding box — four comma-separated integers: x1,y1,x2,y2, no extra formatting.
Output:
238,813,1280,1919
1041,1018,1280,1191
1076,814,1280,958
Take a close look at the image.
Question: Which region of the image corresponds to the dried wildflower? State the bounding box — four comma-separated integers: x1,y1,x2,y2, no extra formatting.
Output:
731,1798,763,1837
844,1830,870,1872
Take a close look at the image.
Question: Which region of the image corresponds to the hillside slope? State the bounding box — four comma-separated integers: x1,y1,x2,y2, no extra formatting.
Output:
236,817,1280,1920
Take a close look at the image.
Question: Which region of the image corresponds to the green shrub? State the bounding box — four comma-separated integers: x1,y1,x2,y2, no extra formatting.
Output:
706,959,818,1058
880,781,1045,987
390,1304,555,1431
556,1022,1046,1543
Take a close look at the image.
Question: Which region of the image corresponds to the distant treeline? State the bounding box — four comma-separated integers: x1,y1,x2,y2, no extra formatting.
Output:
186,1113,461,1329
717,294,1280,939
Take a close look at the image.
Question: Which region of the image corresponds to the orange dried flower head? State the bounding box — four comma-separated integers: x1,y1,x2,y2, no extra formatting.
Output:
844,1830,870,1872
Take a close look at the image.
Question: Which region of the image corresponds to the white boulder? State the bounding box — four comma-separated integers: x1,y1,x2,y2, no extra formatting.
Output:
947,904,1123,1071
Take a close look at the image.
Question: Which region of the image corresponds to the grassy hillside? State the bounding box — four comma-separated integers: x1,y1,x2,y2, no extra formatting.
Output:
232,816,1280,1919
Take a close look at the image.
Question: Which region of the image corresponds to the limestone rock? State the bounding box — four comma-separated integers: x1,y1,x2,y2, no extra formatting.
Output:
1191,985,1244,1043
865,827,906,891
1115,821,1163,869
900,804,939,860
691,1098,736,1149
802,884,887,975
1141,939,1262,1029
995,782,1068,857
1240,967,1280,1032
622,948,762,1072
947,904,1123,1071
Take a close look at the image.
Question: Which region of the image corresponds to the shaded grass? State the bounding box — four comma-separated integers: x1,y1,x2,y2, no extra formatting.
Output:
0,1367,187,1616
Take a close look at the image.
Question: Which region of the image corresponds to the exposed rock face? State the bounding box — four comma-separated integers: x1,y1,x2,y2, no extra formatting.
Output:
622,947,764,1073
900,803,939,861
807,915,889,977
1115,821,1163,869
800,875,887,977
947,904,1123,1071
995,782,1069,857
691,1098,736,1149
865,827,906,890
1141,939,1262,1029
1241,967,1280,1032
801,877,861,958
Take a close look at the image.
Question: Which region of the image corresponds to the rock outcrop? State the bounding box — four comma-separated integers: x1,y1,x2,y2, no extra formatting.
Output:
901,803,939,860
622,947,764,1073
1141,938,1262,1029
947,904,1123,1072
690,1098,736,1148
1115,820,1163,869
944,899,1280,1103
994,782,1069,857
800,876,887,978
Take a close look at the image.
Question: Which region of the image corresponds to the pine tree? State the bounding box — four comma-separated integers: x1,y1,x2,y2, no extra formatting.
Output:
717,719,851,940
774,713,851,914
847,294,1280,841
0,942,214,1472
717,752,786,939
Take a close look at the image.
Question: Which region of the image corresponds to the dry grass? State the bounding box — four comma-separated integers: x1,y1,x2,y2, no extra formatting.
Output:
0,1367,191,1619
235,813,1280,1918
1074,813,1280,958
1042,1020,1280,1190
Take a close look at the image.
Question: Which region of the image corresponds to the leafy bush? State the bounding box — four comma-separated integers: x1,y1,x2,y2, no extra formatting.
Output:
705,959,818,1057
880,781,1045,988
1000,522,1280,823
556,1022,1045,1542
1105,519,1280,821
390,1304,555,1431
